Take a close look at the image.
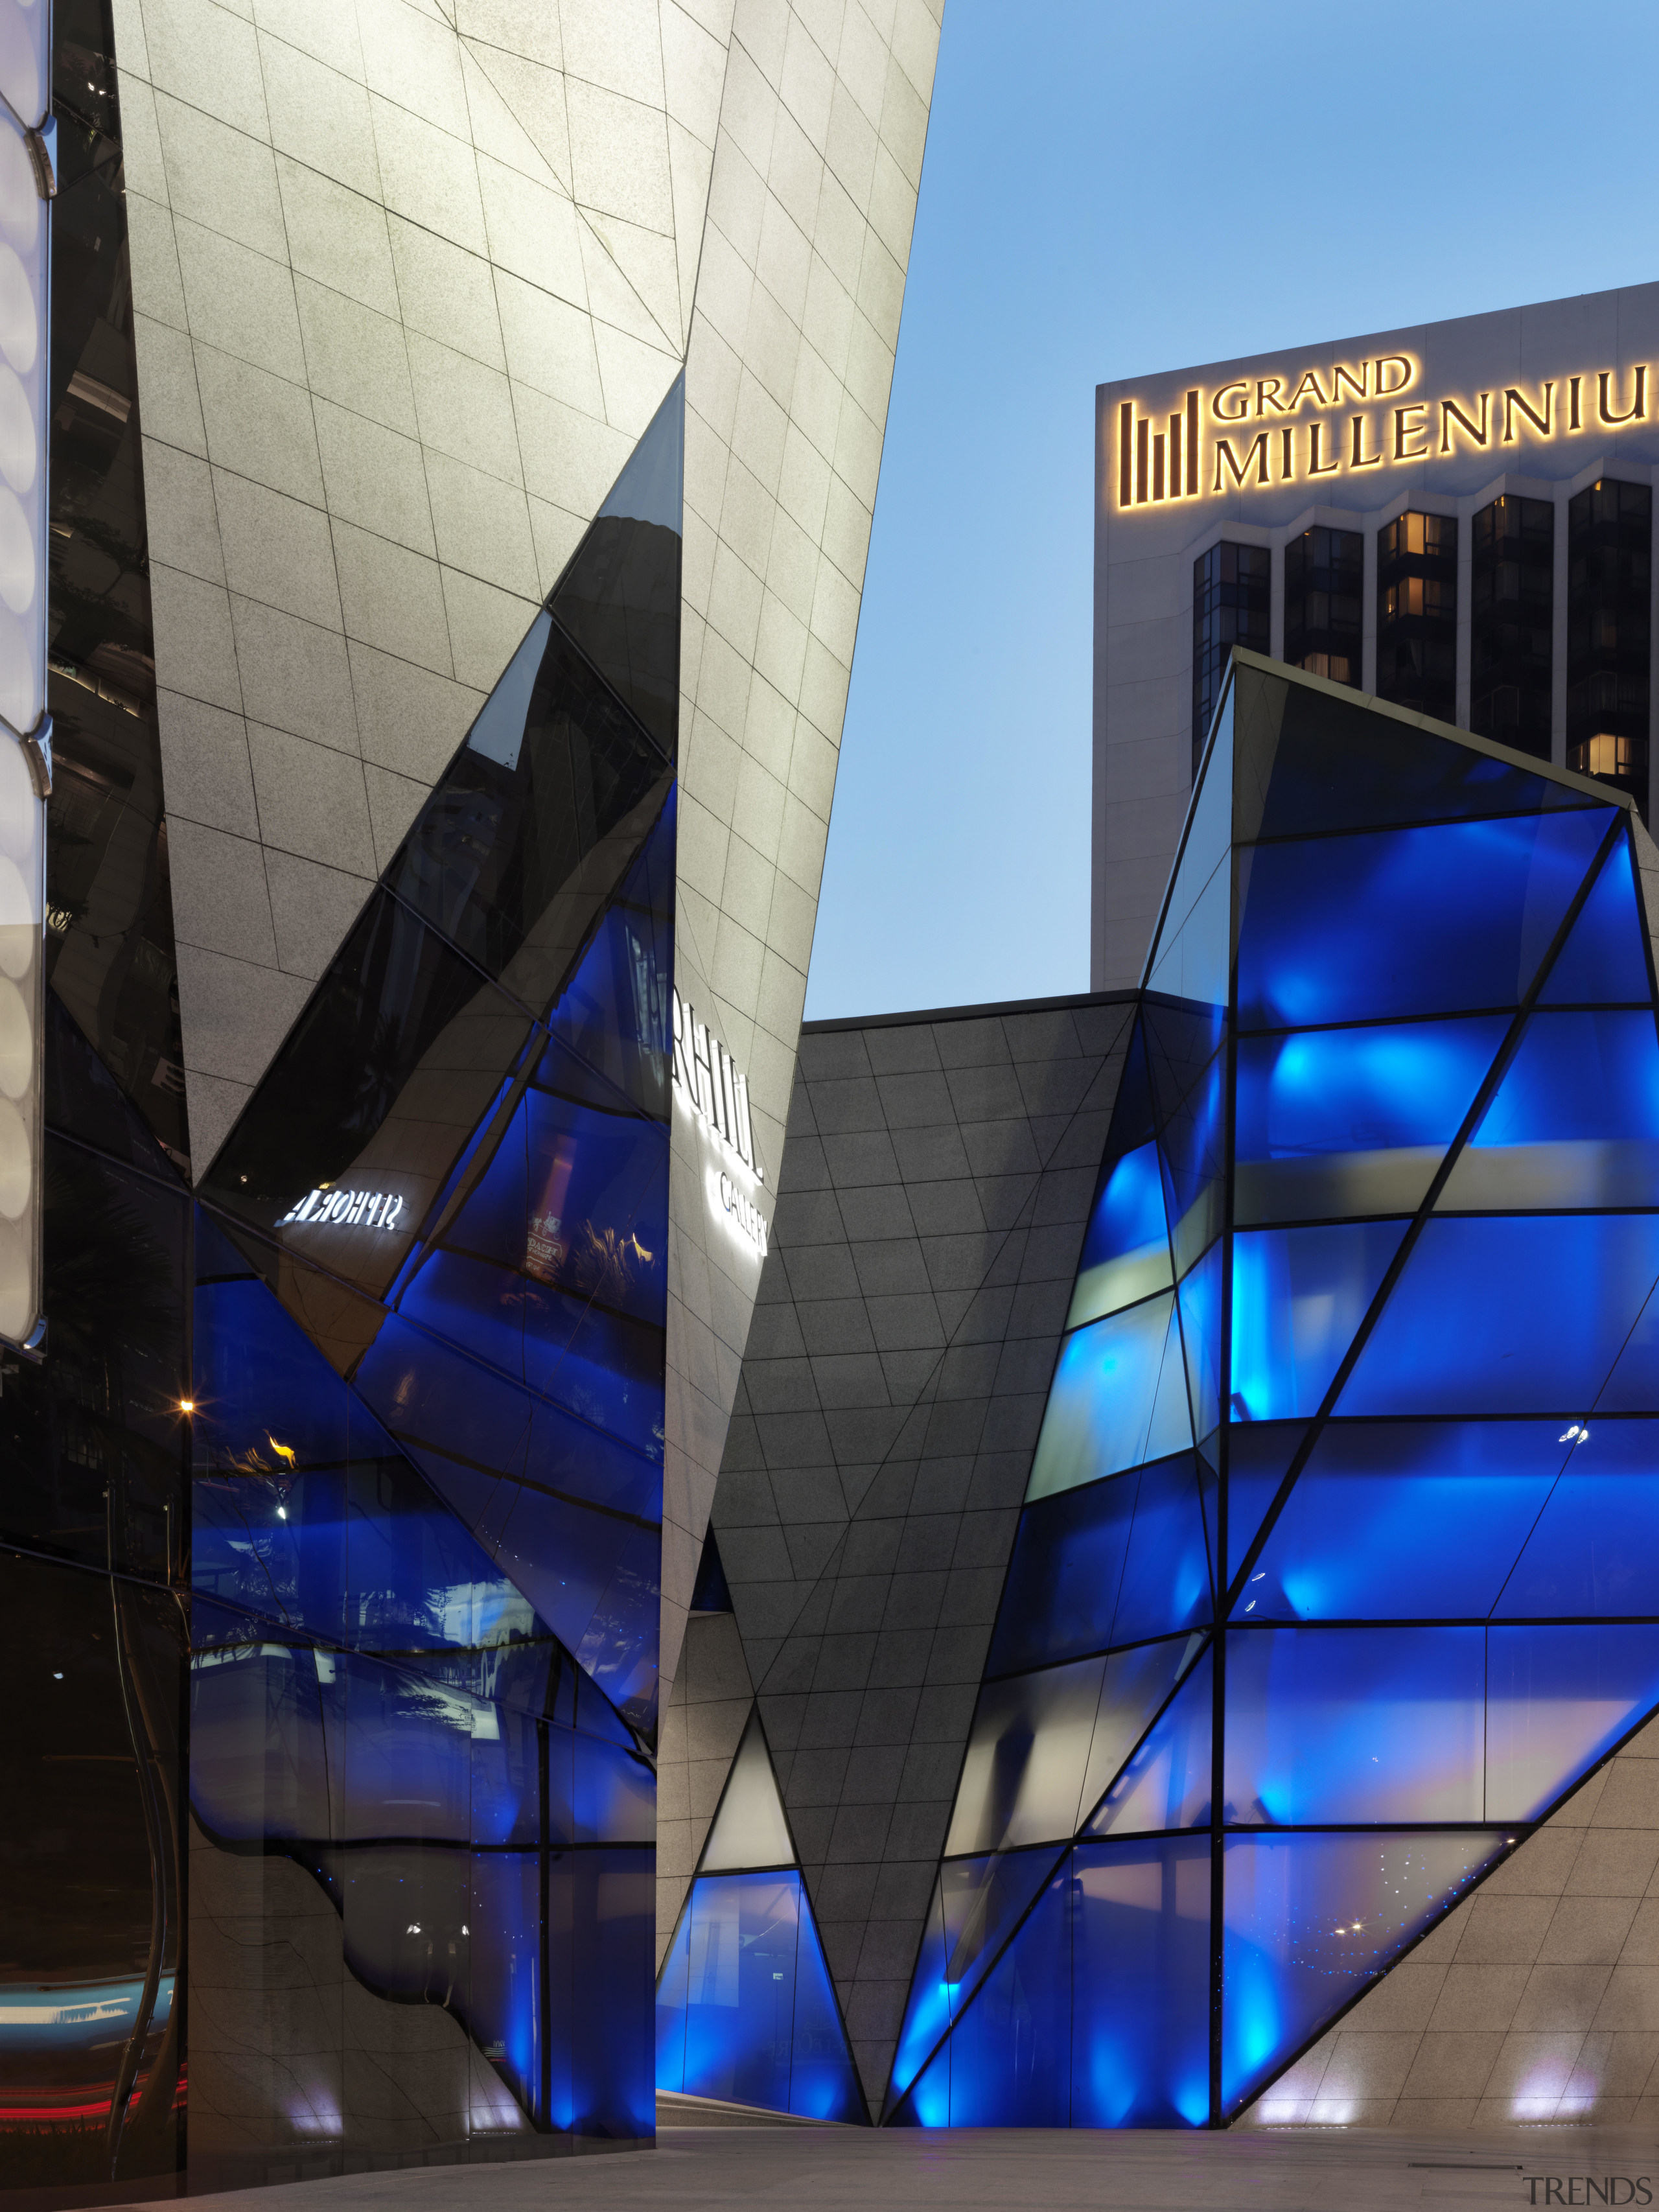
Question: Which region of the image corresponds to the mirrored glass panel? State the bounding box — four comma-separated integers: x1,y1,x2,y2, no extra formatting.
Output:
1085,1649,1212,1837
946,1657,1106,1855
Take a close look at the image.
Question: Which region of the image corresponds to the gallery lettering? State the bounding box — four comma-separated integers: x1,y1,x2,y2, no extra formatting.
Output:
1115,356,1650,509
671,988,763,1182
279,1187,406,1231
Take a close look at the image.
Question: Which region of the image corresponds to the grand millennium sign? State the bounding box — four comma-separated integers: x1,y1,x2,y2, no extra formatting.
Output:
1115,353,1651,509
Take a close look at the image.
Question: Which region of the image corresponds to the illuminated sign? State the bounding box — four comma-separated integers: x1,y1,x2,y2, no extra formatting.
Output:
1115,355,1652,511
279,1187,406,1231
672,988,771,1258
671,988,763,1182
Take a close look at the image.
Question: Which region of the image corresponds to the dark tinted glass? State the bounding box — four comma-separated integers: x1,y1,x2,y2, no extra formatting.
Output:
1233,662,1592,846
47,0,190,1172
200,890,535,1292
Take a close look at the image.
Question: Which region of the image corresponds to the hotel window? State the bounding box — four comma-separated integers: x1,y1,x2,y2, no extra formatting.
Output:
1284,528,1362,688
1567,478,1651,816
1470,495,1553,760
1192,542,1268,773
1376,511,1457,723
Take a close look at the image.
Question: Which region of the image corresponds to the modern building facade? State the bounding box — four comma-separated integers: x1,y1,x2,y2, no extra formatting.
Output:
1093,283,1659,992
5,0,941,2196
664,655,1659,2132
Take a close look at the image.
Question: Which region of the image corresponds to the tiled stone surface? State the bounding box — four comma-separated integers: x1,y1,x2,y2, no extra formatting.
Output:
660,0,944,1713
115,0,693,1163
678,995,1135,2113
1242,1710,1659,2129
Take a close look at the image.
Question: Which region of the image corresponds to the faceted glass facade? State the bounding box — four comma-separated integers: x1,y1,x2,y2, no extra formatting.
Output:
1,357,684,2188
655,1706,863,2123
887,654,1659,2128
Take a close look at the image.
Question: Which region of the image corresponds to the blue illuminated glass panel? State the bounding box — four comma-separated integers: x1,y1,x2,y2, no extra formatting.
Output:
986,1476,1135,1676
1178,1239,1224,1443
1222,1832,1502,2113
1440,1011,1659,1209
1071,1838,1211,2127
1027,1296,1190,1503
1235,1019,1505,1225
1341,1215,1659,1417
1246,1421,1569,1622
887,1846,1063,2108
1235,808,1612,1030
1226,1421,1309,1584
1111,1453,1214,1644
1498,1423,1659,1618
656,1870,863,2121
1068,1137,1170,1329
1158,1051,1224,1275
1231,1222,1405,1423
1538,831,1650,1005
1486,1625,1659,1820
1225,1627,1485,1824
929,1857,1071,2125
1085,1647,1212,1837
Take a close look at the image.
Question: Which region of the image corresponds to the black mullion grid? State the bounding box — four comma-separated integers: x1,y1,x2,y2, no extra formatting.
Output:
1225,808,1630,1618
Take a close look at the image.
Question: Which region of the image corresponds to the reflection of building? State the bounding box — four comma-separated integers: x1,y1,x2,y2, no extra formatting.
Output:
672,656,1659,2132
1093,284,1659,992
5,0,940,2196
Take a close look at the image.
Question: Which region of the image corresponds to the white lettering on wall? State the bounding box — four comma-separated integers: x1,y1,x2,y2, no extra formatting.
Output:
671,987,763,1182
279,1188,406,1231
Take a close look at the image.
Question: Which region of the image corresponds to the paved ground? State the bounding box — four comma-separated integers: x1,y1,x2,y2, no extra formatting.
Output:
128,2124,1659,2212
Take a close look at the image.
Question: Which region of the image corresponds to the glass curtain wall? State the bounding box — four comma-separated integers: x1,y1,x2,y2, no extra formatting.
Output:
1192,544,1269,776
1283,528,1361,688
655,1708,864,2124
1376,512,1457,723
180,377,686,2182
0,0,192,2193
1567,480,1652,817
1470,495,1553,760
887,653,1659,2129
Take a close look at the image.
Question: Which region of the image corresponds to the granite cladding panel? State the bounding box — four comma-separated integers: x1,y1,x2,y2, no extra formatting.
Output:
688,997,1135,2117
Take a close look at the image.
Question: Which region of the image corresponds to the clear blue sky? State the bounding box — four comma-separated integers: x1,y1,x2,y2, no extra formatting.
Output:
804,0,1659,1021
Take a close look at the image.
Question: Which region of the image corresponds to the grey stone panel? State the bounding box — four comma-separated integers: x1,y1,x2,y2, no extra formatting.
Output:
691,992,1137,2113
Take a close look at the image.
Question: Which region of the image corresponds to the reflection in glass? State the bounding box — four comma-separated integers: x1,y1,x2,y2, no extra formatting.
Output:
1222,1831,1500,2111
1085,1649,1212,1837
